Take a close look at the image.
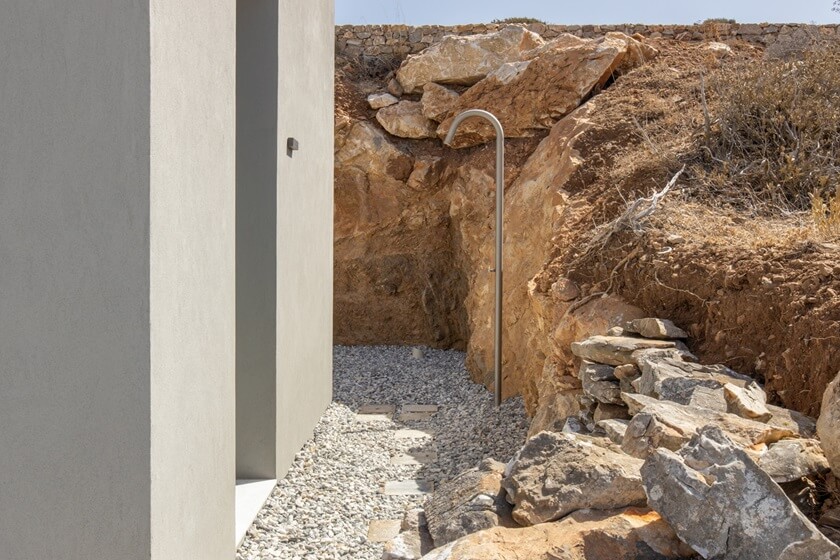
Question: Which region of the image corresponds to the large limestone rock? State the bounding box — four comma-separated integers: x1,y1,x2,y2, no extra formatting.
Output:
621,393,798,459
377,100,438,139
642,426,840,560
756,438,830,484
502,431,646,526
368,92,399,109
419,508,695,560
425,459,514,547
570,335,677,366
439,33,658,148
633,353,768,418
334,121,413,238
626,318,688,339
579,361,623,404
396,26,544,93
724,382,772,421
818,371,840,473
421,83,460,122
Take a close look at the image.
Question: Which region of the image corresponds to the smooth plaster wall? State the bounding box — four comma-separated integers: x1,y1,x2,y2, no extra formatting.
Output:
236,0,280,480
0,2,151,558
276,0,335,475
149,0,236,558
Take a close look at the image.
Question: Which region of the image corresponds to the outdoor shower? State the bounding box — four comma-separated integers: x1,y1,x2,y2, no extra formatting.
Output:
444,110,505,407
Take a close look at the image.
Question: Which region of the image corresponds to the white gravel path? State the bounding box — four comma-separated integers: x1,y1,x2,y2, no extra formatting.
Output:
236,345,529,560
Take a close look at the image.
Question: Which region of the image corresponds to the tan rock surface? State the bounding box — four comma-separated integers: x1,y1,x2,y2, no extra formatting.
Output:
503,431,646,526
642,426,840,560
334,120,466,348
425,459,514,547
438,33,657,148
368,92,399,109
396,26,544,92
419,508,695,560
421,83,460,122
621,394,798,459
377,100,438,139
818,372,840,473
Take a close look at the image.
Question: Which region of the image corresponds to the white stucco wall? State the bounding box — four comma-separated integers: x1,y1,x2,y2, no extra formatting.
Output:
1,0,330,556
149,0,236,558
1,1,236,559
275,0,335,475
0,2,152,558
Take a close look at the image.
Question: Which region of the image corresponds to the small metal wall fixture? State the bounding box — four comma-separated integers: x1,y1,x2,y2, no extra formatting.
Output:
286,137,299,157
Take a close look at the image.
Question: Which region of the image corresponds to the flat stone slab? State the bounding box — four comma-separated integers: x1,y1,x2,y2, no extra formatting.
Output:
390,451,438,465
367,519,402,542
402,404,439,413
394,429,435,439
358,404,396,415
398,411,436,422
355,413,392,423
383,480,434,495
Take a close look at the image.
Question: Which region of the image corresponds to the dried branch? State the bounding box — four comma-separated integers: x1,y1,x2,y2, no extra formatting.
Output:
585,165,687,252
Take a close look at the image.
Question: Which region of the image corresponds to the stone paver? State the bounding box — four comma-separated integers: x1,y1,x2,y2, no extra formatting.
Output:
390,451,438,466
402,404,439,413
382,480,434,495
398,411,435,422
355,413,393,423
366,519,402,542
394,428,435,439
358,404,396,415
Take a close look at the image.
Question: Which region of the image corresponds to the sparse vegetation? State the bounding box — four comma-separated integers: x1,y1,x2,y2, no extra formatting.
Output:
491,17,545,25
812,188,840,237
690,47,840,214
343,53,401,82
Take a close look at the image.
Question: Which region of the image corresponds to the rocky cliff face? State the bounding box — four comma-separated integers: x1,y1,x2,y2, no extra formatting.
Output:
335,25,840,427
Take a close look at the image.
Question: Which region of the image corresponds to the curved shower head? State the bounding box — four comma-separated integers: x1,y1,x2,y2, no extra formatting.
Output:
443,109,504,147
442,109,506,407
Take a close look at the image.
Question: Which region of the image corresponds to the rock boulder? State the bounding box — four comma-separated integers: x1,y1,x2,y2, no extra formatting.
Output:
419,508,695,560
818,372,840,473
642,426,840,560
438,33,657,148
502,431,646,526
571,335,677,366
377,101,438,139
621,394,798,459
626,318,688,339
421,83,460,122
424,459,514,547
396,26,544,93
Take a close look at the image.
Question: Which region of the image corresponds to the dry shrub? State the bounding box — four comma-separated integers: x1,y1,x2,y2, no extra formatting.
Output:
812,188,840,238
491,17,545,24
690,47,840,214
342,53,401,83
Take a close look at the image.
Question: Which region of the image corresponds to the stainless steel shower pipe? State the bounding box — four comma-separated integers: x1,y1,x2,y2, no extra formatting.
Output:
444,110,504,407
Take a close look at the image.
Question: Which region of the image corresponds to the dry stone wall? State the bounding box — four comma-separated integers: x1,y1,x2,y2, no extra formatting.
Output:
336,22,840,58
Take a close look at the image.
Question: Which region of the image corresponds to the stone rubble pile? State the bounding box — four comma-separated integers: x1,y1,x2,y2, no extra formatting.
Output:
366,26,657,145
381,318,840,559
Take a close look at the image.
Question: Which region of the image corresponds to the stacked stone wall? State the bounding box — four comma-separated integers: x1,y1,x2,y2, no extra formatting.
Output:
336,22,840,58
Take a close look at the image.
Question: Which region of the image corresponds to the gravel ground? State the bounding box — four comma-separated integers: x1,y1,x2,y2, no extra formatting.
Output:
236,345,529,560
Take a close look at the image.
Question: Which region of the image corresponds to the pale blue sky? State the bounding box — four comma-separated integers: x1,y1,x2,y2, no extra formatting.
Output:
336,0,839,25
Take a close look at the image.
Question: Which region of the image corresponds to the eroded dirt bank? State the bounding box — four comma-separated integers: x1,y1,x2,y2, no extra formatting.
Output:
334,30,840,424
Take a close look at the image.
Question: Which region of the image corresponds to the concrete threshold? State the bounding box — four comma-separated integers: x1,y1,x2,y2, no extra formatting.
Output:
235,479,277,547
